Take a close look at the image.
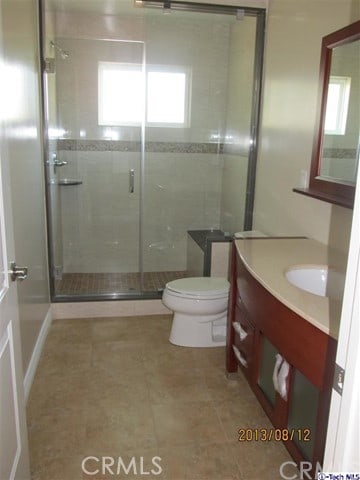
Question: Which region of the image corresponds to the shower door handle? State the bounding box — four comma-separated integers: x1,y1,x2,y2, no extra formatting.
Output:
129,169,135,193
10,261,28,281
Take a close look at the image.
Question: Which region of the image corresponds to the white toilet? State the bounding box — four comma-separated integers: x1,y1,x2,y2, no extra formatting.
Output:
162,277,230,347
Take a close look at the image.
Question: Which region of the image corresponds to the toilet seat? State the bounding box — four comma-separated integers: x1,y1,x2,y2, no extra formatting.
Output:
165,277,229,299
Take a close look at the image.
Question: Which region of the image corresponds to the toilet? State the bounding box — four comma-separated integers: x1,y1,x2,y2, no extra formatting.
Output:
162,277,230,347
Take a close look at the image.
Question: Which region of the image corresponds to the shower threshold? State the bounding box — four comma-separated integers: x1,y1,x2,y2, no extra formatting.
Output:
54,270,188,297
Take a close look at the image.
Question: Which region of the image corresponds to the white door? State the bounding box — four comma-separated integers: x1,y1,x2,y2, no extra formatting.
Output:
323,158,360,470
0,122,31,480
0,6,31,479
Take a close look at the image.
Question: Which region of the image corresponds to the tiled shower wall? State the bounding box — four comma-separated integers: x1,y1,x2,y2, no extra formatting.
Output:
58,147,223,273
54,13,230,143
49,10,255,274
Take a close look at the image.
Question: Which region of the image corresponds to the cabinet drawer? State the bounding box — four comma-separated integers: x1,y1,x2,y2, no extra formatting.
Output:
232,345,250,376
232,305,254,378
233,305,254,353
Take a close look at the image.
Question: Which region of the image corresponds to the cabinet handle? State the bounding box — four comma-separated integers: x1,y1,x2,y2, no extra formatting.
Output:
129,169,135,193
272,354,290,401
232,322,248,341
232,345,248,368
236,291,243,304
272,354,283,394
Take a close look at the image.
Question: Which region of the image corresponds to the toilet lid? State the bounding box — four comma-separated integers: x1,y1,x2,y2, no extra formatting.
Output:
166,277,229,296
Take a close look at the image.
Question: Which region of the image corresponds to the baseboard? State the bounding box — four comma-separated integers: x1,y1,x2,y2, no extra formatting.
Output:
24,307,52,402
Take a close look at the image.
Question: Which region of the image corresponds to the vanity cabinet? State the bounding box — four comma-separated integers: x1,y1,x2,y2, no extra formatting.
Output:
226,243,337,470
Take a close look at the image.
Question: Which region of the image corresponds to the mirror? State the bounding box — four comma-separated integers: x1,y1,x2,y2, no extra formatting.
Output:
294,20,360,208
321,40,359,183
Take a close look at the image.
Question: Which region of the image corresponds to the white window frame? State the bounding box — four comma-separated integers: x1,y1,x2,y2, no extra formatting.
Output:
98,61,191,128
324,75,351,135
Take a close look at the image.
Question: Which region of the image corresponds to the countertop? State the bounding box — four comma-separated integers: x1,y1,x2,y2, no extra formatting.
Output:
234,238,347,339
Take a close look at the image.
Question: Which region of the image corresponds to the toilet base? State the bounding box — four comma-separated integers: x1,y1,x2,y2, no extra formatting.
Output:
169,312,227,347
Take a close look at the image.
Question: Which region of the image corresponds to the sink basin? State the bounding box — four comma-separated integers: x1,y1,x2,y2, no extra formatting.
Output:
285,265,345,297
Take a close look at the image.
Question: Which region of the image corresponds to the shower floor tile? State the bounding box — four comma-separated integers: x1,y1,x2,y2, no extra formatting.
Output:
55,270,189,296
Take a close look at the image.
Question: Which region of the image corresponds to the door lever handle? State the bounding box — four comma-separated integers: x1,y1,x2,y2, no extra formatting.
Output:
10,262,28,281
53,159,68,167
46,153,68,174
129,169,135,194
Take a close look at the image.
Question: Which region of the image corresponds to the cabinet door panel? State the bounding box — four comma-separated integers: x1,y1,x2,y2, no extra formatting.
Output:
257,335,278,407
288,369,319,461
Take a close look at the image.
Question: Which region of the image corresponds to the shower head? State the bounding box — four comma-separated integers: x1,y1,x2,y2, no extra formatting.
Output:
50,41,70,60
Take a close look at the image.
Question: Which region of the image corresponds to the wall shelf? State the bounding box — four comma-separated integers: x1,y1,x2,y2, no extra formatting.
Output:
293,187,353,209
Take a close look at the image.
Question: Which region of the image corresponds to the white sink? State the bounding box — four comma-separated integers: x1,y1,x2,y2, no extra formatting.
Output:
285,265,345,297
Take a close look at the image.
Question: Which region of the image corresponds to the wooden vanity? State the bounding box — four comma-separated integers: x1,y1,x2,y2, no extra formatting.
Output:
226,238,343,472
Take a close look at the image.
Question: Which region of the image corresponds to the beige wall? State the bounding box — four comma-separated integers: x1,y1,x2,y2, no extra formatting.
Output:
0,0,51,376
253,0,358,256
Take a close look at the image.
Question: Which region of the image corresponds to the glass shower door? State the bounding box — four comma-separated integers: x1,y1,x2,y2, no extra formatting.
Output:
42,8,145,298
42,0,264,301
142,9,259,290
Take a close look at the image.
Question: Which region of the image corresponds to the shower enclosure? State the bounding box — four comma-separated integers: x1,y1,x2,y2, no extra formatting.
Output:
40,0,265,301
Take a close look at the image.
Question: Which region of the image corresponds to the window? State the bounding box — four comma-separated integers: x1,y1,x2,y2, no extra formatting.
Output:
98,62,190,127
98,63,143,126
324,76,351,135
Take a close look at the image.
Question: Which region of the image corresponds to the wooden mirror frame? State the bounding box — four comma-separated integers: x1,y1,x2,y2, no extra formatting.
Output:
294,20,360,209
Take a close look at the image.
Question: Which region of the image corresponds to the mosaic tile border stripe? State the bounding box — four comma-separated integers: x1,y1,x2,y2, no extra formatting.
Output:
323,147,357,159
57,139,224,154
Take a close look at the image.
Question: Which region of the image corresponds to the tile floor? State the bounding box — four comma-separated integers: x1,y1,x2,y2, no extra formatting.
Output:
27,315,299,480
55,271,188,296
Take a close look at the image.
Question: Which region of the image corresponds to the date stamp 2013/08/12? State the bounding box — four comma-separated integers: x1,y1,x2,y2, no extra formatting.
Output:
238,428,311,442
